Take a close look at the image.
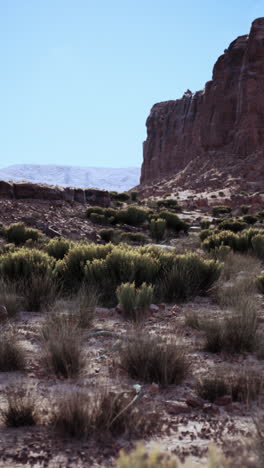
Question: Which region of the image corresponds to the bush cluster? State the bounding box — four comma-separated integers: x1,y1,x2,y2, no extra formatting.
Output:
157,198,181,211
3,222,40,245
212,206,232,217
202,228,264,257
116,282,154,320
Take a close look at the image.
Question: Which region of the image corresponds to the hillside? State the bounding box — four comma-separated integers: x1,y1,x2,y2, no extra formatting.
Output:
0,164,140,192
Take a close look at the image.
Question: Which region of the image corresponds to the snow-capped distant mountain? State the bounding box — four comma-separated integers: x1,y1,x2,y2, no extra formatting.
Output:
0,164,140,192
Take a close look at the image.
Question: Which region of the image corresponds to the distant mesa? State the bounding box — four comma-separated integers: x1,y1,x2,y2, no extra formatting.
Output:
0,164,140,193
140,18,264,193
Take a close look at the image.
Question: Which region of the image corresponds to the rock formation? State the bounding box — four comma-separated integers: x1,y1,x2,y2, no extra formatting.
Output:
140,18,264,191
0,181,111,207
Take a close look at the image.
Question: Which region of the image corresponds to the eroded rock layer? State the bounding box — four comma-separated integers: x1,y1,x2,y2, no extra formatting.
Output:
140,18,264,190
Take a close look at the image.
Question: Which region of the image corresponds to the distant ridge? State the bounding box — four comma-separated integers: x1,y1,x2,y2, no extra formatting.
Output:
0,164,140,192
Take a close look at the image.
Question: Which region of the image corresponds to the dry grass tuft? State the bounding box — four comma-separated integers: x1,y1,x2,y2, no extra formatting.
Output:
0,385,37,427
119,331,189,386
0,327,25,371
41,315,85,378
0,279,22,319
52,388,157,439
196,366,263,403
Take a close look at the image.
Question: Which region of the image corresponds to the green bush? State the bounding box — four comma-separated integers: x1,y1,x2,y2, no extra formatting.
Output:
200,220,211,229
243,214,258,225
46,238,70,260
252,235,264,260
131,191,138,202
212,206,231,217
98,228,117,243
200,229,213,241
157,199,181,211
116,282,154,321
116,206,149,226
160,253,221,301
120,232,148,244
240,205,249,214
0,248,55,282
218,219,247,233
86,206,105,217
4,223,40,245
90,213,108,225
61,243,112,288
150,218,166,242
116,443,179,468
159,211,189,233
110,191,130,202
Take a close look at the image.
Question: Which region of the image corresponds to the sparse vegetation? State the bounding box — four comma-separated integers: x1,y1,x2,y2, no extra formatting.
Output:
3,222,40,245
119,332,189,386
116,282,154,321
1,385,37,427
0,328,25,371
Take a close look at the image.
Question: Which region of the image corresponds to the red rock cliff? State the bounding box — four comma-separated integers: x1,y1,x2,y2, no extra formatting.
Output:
140,18,264,187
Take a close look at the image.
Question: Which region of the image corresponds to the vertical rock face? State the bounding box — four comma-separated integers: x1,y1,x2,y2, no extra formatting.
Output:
140,18,264,186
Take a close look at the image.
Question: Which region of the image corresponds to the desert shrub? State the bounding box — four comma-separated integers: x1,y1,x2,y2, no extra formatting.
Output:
160,253,221,301
150,218,166,242
131,191,138,202
3,222,40,245
240,205,249,214
110,191,130,202
243,214,258,225
0,248,55,282
116,282,153,321
212,206,231,217
196,367,263,403
203,296,258,354
46,237,71,259
0,329,25,371
41,317,84,378
185,310,201,330
157,199,181,211
61,243,112,288
90,213,108,225
217,219,247,233
200,229,213,241
0,279,22,319
200,220,211,229
257,211,264,220
99,228,117,242
120,232,148,244
202,230,238,251
1,386,37,427
257,274,264,294
116,206,149,226
52,388,155,439
116,443,179,468
21,273,60,312
252,235,264,260
86,247,159,294
119,332,188,386
209,245,232,262
159,211,188,233
86,206,105,217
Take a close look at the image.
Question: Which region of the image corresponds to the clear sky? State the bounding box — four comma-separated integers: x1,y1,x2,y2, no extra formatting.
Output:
0,0,263,169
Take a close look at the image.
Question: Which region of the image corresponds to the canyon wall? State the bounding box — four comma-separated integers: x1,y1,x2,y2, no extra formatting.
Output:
140,18,264,189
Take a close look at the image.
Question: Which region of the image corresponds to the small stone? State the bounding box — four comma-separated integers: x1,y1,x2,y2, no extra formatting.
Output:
165,400,191,415
186,396,204,408
158,303,166,311
115,303,124,314
149,304,159,313
214,395,232,406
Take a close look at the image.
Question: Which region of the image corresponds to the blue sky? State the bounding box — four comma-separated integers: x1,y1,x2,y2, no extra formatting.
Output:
0,0,263,169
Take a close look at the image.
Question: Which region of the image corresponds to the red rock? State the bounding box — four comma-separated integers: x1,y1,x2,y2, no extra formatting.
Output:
115,303,124,314
165,400,191,415
140,18,264,193
214,395,233,406
186,396,204,409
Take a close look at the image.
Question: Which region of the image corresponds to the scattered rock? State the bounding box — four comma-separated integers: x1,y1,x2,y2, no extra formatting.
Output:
165,400,191,415
149,304,159,313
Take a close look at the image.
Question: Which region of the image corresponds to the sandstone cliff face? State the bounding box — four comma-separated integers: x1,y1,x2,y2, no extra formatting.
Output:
141,18,264,189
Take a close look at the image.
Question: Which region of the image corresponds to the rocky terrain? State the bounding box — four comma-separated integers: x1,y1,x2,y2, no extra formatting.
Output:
140,18,264,194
